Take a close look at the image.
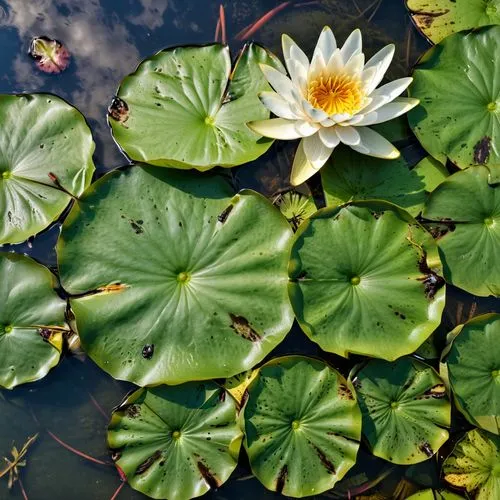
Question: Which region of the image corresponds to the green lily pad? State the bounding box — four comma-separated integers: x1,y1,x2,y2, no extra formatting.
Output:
107,382,242,500
406,0,500,44
288,201,446,361
442,314,500,435
443,429,500,500
407,489,464,500
423,166,500,297
0,94,95,244
0,252,67,389
409,26,500,183
242,356,361,497
57,166,294,386
109,43,283,170
321,148,448,217
413,156,449,193
350,357,451,465
273,190,317,231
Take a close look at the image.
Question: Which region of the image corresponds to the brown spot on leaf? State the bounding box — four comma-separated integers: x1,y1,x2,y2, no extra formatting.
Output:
414,9,450,29
276,464,288,494
424,384,446,399
135,450,162,475
338,384,354,400
218,389,226,403
96,283,128,294
217,204,233,223
142,344,155,359
418,253,445,299
108,97,129,125
197,460,220,489
122,404,141,418
473,136,491,165
38,328,55,342
129,219,144,234
229,314,261,342
419,441,434,458
310,442,336,474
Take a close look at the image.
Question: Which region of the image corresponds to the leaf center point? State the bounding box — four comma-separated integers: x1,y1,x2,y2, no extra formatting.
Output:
291,420,301,431
484,217,495,227
204,115,216,126
487,101,498,112
350,275,361,286
177,272,191,284
390,401,399,410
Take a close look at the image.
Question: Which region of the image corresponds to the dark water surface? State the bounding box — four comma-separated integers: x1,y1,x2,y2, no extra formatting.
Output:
0,1,498,498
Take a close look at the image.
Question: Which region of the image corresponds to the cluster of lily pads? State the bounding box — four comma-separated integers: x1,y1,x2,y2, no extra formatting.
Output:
0,1,499,499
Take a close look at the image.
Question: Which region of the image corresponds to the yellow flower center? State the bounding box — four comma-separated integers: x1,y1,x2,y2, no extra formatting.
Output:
307,73,364,116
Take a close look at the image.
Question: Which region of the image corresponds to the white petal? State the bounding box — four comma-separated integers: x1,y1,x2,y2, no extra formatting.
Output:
300,97,329,123
359,95,391,115
309,52,326,79
343,53,365,78
313,26,337,63
320,118,335,127
248,118,304,140
349,98,419,126
340,29,362,64
334,125,361,146
290,140,315,186
330,112,353,124
288,59,308,92
363,44,395,95
361,66,378,91
282,34,310,80
326,49,344,75
319,127,341,148
370,77,413,100
259,92,300,120
295,120,321,137
350,127,400,159
303,132,335,169
259,64,295,103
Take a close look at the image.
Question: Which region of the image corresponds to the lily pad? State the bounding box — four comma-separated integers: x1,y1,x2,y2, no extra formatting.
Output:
242,356,361,497
273,190,317,231
409,26,500,183
423,166,500,297
443,429,500,500
57,166,294,386
406,0,500,44
407,489,464,500
321,147,448,217
442,314,500,434
109,43,283,170
0,93,95,244
350,358,450,465
0,252,67,389
29,36,71,73
288,201,446,360
107,382,242,500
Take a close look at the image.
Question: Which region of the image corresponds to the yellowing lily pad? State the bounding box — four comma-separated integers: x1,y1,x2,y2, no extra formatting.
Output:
407,0,500,44
443,429,500,500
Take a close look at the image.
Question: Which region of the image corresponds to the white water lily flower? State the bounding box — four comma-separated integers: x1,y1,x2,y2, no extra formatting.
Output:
248,27,419,186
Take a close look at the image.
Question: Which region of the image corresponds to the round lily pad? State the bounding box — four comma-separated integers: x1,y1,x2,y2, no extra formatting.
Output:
321,147,448,217
409,26,500,182
350,357,451,465
442,314,500,434
423,166,500,297
288,201,446,361
242,356,361,497
0,93,95,244
273,190,317,231
443,429,500,500
407,489,464,500
406,0,500,44
0,252,67,389
57,166,294,386
109,43,283,170
108,382,242,500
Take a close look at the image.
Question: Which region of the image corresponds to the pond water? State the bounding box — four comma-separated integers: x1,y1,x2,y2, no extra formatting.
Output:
0,1,498,498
